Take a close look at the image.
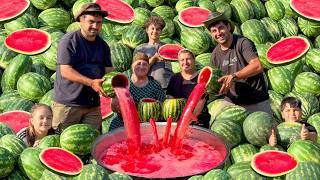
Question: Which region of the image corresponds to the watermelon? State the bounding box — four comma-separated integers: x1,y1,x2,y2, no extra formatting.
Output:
251,150,298,177
0,111,30,134
162,98,186,122
0,0,30,22
231,143,258,163
96,0,135,23
287,140,320,164
211,120,243,148
38,8,71,31
121,25,147,49
203,169,231,180
294,72,320,96
132,7,151,27
0,147,15,178
265,0,285,21
39,147,83,175
152,5,176,20
285,161,320,180
267,66,293,95
100,96,113,120
138,98,161,122
178,7,211,27
306,48,320,73
110,42,133,72
158,44,184,61
290,0,320,21
19,147,47,180
102,71,120,97
266,36,310,64
307,113,320,144
0,134,26,158
60,124,100,155
259,144,285,152
0,122,14,138
38,134,60,149
5,28,51,55
74,164,109,180
276,122,302,149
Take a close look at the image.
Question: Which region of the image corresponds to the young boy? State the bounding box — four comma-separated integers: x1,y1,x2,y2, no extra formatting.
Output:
269,96,317,146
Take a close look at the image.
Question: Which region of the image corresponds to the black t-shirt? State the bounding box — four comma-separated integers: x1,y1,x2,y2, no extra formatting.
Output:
54,30,112,106
211,34,269,105
167,73,210,128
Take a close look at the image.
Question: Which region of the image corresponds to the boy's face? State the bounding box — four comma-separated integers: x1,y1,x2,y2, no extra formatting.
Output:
281,103,302,122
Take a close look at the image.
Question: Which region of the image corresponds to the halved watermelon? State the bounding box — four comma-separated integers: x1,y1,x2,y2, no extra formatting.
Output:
266,36,310,64
5,28,51,55
0,0,30,22
158,44,184,61
251,150,298,177
178,7,211,27
39,147,83,175
95,0,135,23
290,0,320,21
100,96,113,119
0,111,30,134
198,66,213,86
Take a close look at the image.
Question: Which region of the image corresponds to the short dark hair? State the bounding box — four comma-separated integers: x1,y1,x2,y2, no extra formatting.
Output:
144,16,165,30
208,20,229,30
280,96,302,111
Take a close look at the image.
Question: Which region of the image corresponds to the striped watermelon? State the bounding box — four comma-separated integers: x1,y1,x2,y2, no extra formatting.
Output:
267,66,293,95
305,48,320,73
60,124,100,155
287,140,320,164
0,134,26,158
307,113,320,144
38,8,71,31
39,89,53,106
152,5,176,20
276,122,301,149
30,0,57,10
211,120,243,148
0,147,15,178
256,43,274,69
181,28,210,55
203,169,231,180
287,91,319,120
4,13,38,34
259,144,285,152
160,19,175,39
132,7,151,27
265,0,285,20
250,0,267,19
2,98,34,112
38,134,60,149
243,111,276,147
260,17,282,43
122,25,147,49
138,98,161,122
285,161,320,180
227,161,263,179
0,122,14,138
240,19,268,44
294,72,320,96
230,0,255,23
19,147,47,180
102,71,120,97
231,143,258,163
17,72,52,101
110,43,133,72
175,0,195,12
75,164,109,180
278,17,299,37
268,90,283,121
162,98,186,122
215,105,249,125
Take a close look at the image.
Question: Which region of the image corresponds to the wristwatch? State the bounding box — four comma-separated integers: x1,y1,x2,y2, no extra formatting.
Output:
231,73,237,81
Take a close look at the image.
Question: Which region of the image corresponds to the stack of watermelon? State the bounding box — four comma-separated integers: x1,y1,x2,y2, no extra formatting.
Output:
0,0,320,178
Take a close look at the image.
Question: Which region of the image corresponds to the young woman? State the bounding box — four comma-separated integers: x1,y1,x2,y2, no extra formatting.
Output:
135,16,173,90
109,52,166,130
17,104,56,147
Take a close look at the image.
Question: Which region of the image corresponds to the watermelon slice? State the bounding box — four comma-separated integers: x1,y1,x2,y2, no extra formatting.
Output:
198,66,213,86
251,150,298,177
95,0,135,23
266,36,310,64
0,111,30,134
100,96,113,119
39,147,83,175
290,0,320,21
5,28,51,55
0,0,30,22
178,7,211,27
158,44,184,61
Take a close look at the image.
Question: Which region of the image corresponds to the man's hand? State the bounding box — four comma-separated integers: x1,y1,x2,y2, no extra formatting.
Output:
301,124,309,140
149,53,163,65
218,74,234,94
269,128,277,147
90,79,107,97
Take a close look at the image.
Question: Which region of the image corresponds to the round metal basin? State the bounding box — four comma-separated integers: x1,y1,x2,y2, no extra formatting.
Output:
92,122,230,179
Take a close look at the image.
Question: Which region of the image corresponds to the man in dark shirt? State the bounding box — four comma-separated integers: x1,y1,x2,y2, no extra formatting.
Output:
203,12,271,113
52,3,113,132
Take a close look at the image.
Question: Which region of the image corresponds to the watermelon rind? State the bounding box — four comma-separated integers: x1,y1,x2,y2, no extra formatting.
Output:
0,0,30,22
266,36,310,64
4,28,52,55
39,147,83,175
251,150,298,177
178,7,211,27
290,0,320,21
95,0,135,24
158,44,184,61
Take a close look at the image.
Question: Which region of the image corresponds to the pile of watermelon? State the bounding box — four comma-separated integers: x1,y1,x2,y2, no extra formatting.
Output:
1,0,320,178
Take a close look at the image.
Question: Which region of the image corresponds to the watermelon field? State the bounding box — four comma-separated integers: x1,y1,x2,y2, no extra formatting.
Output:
1,0,320,179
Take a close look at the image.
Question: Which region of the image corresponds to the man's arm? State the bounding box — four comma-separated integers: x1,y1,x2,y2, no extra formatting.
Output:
218,58,263,94
60,65,106,96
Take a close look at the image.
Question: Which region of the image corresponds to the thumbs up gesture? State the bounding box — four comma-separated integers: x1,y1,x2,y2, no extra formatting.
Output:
301,124,309,140
269,128,277,147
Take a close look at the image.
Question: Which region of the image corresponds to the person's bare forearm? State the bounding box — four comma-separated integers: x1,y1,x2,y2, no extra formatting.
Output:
60,65,93,86
234,58,263,80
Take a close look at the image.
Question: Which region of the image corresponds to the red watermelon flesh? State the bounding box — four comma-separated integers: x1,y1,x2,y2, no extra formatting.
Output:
266,36,310,64
178,7,211,27
100,96,113,118
95,0,135,23
251,150,298,177
0,0,30,22
39,147,83,175
197,66,212,86
0,111,30,134
290,0,320,21
158,44,184,61
5,28,51,55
